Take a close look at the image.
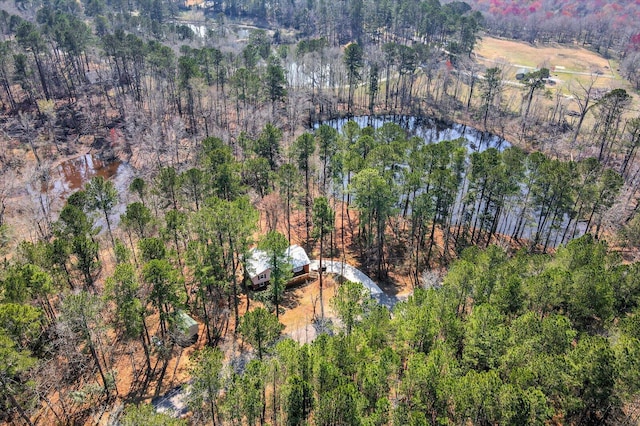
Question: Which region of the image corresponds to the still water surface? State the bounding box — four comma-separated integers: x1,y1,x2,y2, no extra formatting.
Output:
318,115,584,248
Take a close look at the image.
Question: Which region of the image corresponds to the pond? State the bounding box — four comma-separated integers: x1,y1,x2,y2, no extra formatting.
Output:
318,115,510,152
35,153,134,229
40,153,133,199
317,115,585,249
43,154,125,195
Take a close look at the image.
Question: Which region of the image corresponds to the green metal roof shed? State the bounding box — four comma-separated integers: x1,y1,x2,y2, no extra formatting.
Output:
174,310,199,344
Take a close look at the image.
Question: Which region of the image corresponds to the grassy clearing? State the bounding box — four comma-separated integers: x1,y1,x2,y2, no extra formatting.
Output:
475,36,627,90
474,35,640,118
476,36,612,73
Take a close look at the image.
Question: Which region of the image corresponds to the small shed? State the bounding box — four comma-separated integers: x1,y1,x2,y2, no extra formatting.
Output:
173,310,199,346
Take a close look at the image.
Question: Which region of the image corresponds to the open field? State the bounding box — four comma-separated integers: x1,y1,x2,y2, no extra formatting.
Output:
470,35,640,134
475,36,627,93
476,36,613,73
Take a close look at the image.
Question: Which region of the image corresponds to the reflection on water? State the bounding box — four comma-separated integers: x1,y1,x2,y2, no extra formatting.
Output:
317,115,584,248
35,153,134,230
318,115,510,152
43,154,123,195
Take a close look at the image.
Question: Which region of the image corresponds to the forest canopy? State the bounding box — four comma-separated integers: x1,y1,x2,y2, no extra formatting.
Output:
1,0,640,423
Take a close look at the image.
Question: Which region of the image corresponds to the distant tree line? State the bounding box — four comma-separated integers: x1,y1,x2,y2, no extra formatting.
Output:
458,0,640,57
2,0,639,189
0,0,480,121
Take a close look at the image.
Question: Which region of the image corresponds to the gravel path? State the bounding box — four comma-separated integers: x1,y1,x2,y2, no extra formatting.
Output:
309,260,402,309
152,384,189,417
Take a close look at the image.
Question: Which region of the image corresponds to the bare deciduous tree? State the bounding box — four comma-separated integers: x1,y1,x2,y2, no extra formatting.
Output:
568,74,599,147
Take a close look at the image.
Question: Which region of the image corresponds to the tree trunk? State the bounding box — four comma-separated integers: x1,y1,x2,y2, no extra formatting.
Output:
305,168,311,247
272,365,278,426
89,343,110,397
466,76,475,110
319,232,324,323
1,379,34,426
33,52,51,101
140,323,152,376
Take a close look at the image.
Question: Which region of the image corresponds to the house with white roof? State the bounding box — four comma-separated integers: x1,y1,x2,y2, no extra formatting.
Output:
245,244,311,289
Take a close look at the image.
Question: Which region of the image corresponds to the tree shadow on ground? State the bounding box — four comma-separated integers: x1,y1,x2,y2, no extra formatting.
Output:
280,279,315,309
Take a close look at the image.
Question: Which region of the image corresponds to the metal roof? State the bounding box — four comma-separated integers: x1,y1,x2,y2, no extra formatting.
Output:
245,244,310,277
175,310,198,329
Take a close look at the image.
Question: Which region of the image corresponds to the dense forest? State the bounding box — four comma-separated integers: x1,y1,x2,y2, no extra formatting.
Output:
1,0,640,424
167,236,640,425
454,0,640,89
457,0,640,49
